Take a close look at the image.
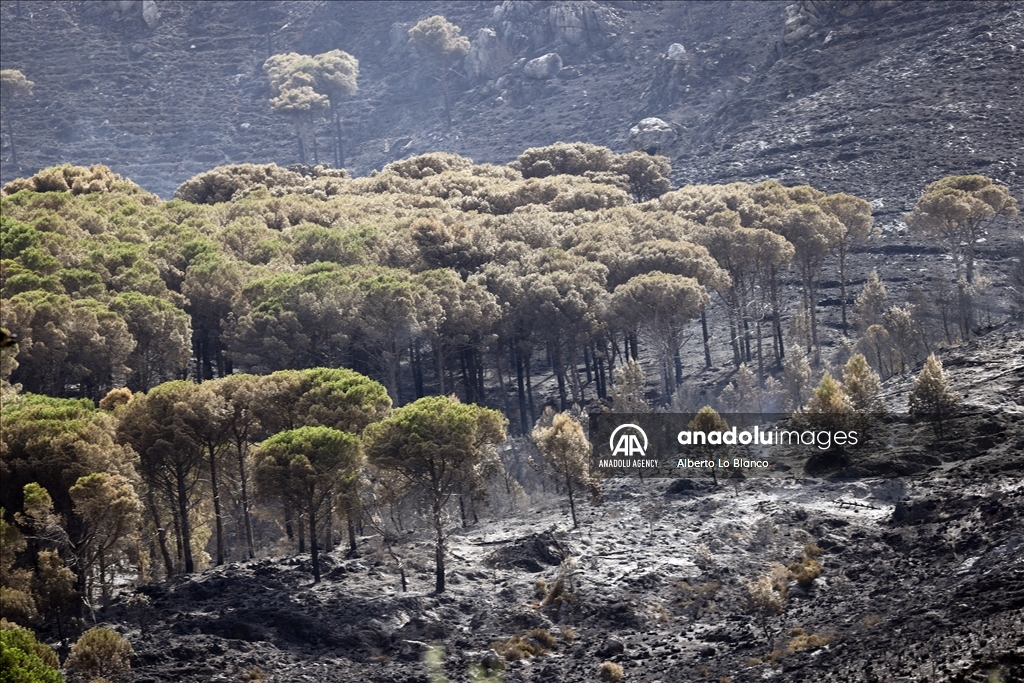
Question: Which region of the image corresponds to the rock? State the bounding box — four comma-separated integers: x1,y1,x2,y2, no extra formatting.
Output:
784,23,813,45
665,478,697,494
667,43,687,61
597,637,625,657
628,117,676,153
524,53,562,80
466,28,504,83
485,530,571,571
142,0,159,29
389,22,412,53
494,1,617,54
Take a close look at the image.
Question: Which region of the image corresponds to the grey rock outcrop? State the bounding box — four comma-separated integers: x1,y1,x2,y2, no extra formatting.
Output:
466,28,505,83
667,43,687,62
142,0,160,29
493,1,619,55
783,1,900,45
629,117,676,153
524,53,562,80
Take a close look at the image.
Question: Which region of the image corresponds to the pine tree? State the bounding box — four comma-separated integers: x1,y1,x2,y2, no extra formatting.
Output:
609,358,649,413
854,270,887,332
407,16,470,129
532,412,594,528
842,353,883,415
908,353,958,437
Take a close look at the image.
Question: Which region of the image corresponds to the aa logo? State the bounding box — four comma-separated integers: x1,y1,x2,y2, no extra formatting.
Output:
609,424,648,457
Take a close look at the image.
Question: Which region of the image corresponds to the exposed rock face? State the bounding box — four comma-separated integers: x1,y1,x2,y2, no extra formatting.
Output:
783,0,900,45
629,117,676,153
666,42,687,62
141,0,159,29
465,27,504,83
523,52,562,80
494,0,619,55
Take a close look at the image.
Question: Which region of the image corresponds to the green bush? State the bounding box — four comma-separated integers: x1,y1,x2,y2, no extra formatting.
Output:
63,627,133,683
0,619,63,683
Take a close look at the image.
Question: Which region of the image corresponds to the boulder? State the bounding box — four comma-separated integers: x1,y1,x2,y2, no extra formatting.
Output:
389,22,412,53
629,117,676,153
466,28,504,82
667,42,687,61
142,0,160,29
524,53,562,80
485,530,571,572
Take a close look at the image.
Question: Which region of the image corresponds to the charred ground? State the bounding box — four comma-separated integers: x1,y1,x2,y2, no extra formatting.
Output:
86,331,1024,682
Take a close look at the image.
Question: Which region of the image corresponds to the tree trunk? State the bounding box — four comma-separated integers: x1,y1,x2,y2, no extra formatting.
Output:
756,316,765,389
435,337,446,394
839,245,849,335
347,510,357,553
209,447,225,566
494,342,510,420
146,489,174,578
308,501,320,583
727,292,741,367
412,341,425,398
385,539,407,592
524,353,537,427
514,341,528,435
701,310,713,369
295,119,306,164
808,279,820,363
175,469,195,574
236,444,256,559
331,102,345,168
459,349,473,403
566,474,578,528
554,343,568,411
433,506,446,593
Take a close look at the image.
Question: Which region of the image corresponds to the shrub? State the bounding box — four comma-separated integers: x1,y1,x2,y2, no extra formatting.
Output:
765,627,834,661
513,142,615,178
0,620,62,683
787,544,823,588
539,575,575,610
383,153,474,180
239,665,267,681
599,661,624,682
491,628,557,661
98,388,133,411
174,163,306,204
64,627,133,683
746,564,788,642
3,164,128,196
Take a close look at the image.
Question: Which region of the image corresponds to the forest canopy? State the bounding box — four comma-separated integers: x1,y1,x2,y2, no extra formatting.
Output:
0,149,1018,624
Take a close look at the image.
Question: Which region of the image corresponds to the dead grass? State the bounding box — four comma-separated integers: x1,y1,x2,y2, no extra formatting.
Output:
491,627,557,661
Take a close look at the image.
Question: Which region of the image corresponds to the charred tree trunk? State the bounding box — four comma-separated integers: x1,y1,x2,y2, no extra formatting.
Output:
701,310,713,369
147,490,174,579
208,447,225,566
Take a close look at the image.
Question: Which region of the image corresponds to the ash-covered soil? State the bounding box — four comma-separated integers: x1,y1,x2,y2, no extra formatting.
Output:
82,331,1024,683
